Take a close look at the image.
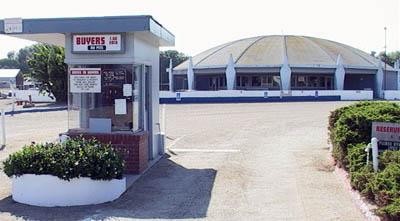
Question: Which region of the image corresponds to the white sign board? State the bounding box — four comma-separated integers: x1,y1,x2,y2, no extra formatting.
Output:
70,68,101,93
123,84,132,97
372,122,400,151
115,99,127,115
72,34,123,53
4,18,23,33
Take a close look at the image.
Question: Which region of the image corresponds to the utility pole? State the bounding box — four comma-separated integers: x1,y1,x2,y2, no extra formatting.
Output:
384,27,387,91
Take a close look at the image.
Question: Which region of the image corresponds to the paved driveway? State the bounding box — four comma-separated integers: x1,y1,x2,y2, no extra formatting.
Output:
0,102,364,220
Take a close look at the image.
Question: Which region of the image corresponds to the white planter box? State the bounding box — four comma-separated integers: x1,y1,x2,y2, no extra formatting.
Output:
12,174,126,207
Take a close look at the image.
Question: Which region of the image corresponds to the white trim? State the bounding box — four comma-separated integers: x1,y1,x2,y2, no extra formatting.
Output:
160,90,373,100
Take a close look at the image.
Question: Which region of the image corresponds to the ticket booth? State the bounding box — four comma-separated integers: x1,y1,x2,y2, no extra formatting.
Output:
0,16,175,173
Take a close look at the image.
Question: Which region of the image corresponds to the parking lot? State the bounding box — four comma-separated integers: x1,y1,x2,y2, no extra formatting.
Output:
0,102,365,220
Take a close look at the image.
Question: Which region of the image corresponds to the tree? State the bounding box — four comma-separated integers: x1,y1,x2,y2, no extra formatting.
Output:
7,51,16,60
28,44,68,103
159,50,188,90
17,46,34,75
0,57,19,69
378,51,400,67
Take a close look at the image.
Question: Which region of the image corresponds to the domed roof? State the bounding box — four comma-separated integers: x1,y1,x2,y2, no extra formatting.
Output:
175,35,388,70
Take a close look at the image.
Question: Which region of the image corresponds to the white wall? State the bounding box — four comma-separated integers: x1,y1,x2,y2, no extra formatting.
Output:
160,90,373,101
134,33,161,159
383,90,400,100
12,174,126,207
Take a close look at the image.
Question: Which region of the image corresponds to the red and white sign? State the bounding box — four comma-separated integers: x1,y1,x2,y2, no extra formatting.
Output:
72,34,122,53
372,122,400,151
70,68,101,93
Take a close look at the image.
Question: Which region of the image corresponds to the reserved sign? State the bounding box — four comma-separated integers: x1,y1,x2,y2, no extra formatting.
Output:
372,122,400,151
72,34,123,53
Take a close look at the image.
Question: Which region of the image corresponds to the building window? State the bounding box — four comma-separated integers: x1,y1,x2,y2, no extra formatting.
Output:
272,76,280,87
291,74,334,90
252,76,261,87
297,76,306,87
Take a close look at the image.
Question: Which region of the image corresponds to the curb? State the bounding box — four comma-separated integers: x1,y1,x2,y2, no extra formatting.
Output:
328,155,381,221
3,107,67,115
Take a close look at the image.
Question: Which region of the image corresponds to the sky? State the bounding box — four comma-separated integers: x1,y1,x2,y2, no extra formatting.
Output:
0,0,399,59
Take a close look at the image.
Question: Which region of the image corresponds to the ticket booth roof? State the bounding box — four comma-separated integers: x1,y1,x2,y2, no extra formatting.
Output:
0,15,175,47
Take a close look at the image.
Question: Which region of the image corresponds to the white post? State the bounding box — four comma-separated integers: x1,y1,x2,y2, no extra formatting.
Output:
168,59,174,92
1,109,5,148
162,104,166,134
371,137,379,172
10,80,15,116
334,54,346,90
187,57,194,91
225,54,236,90
376,64,384,98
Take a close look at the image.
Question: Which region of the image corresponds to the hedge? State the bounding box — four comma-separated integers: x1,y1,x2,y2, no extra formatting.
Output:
330,102,400,168
329,101,400,220
2,137,124,181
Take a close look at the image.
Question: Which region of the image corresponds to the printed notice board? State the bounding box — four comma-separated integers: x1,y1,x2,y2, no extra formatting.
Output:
70,68,101,93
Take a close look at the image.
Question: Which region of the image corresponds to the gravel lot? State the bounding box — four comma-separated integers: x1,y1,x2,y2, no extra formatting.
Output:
0,102,365,220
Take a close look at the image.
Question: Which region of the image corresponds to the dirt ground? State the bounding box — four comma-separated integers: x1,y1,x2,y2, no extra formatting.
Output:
0,102,366,220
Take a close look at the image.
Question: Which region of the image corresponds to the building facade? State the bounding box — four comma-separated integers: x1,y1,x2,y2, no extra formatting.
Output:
172,35,398,98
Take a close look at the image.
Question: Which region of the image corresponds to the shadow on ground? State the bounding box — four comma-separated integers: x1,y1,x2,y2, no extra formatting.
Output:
0,155,217,220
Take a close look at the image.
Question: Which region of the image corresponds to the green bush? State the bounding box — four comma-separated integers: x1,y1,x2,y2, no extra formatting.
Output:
350,165,375,200
380,151,400,170
377,198,400,221
329,101,400,220
347,143,368,173
2,137,124,180
369,164,400,206
330,102,400,168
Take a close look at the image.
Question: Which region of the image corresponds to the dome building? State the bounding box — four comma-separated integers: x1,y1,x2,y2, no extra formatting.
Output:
171,35,397,97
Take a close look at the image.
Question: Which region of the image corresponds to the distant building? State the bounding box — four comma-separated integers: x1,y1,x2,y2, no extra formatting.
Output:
172,35,396,98
0,69,23,89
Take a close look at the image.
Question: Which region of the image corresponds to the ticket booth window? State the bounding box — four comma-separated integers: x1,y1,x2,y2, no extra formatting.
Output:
68,64,144,133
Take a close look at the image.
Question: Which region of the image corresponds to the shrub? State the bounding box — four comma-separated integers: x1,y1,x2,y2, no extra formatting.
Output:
2,137,124,181
380,151,400,170
329,102,400,168
369,164,400,206
329,101,400,221
350,166,375,200
347,143,371,173
377,197,400,221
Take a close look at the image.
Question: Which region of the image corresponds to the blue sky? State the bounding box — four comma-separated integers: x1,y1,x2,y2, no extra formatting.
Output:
0,0,399,58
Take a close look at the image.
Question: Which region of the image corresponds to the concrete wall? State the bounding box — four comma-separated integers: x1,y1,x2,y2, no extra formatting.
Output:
383,90,400,100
